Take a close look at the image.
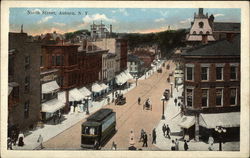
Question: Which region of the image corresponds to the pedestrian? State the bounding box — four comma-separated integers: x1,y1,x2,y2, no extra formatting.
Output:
175,138,179,151
7,137,13,150
111,141,117,150
166,124,171,139
178,102,181,107
152,128,156,144
162,124,166,137
37,134,43,149
174,98,177,106
94,139,100,150
208,135,214,151
58,111,62,123
139,129,144,142
184,140,189,151
142,132,148,147
17,132,24,147
171,140,176,151
138,97,141,105
129,130,135,146
53,114,56,124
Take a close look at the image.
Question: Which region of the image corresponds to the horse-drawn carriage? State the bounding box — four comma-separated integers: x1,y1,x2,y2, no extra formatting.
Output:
143,99,152,110
157,68,162,73
115,94,126,105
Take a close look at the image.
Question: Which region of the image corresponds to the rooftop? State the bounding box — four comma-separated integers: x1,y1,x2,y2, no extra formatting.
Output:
213,22,240,32
182,35,240,56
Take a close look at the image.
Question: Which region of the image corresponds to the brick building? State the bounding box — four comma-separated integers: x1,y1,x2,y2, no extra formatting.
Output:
8,32,41,131
41,44,80,90
180,35,240,141
133,48,156,69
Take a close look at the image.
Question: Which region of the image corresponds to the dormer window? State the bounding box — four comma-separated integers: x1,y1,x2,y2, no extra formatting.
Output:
206,31,210,34
199,31,203,35
199,22,204,28
193,31,197,35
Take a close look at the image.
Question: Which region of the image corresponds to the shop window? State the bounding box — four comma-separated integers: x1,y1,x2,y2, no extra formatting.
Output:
56,56,61,66
216,88,223,106
230,88,237,105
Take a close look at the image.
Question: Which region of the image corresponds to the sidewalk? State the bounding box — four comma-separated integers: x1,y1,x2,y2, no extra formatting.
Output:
12,83,136,150
154,83,240,151
139,60,164,81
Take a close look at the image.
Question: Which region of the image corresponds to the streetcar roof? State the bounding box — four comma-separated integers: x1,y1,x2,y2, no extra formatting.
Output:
87,108,113,122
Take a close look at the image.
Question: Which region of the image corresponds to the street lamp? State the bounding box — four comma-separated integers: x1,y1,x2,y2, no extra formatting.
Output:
85,96,90,115
215,125,227,151
161,96,165,120
170,82,173,98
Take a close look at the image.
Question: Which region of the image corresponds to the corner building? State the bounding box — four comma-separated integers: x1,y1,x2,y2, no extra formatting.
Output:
180,35,240,142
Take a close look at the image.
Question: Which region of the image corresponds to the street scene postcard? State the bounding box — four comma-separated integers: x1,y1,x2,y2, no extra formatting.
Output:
1,1,249,158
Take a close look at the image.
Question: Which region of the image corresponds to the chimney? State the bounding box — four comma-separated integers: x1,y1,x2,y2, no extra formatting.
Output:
198,8,203,16
21,24,23,33
110,24,112,35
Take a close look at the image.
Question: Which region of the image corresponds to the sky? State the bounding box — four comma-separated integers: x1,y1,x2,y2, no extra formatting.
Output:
9,8,240,35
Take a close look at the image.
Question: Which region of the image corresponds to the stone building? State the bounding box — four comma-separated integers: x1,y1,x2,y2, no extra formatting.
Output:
90,22,112,39
127,54,145,78
186,8,240,46
8,32,41,131
180,35,240,142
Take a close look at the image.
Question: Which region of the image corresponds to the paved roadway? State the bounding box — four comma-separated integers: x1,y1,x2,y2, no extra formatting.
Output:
43,60,176,150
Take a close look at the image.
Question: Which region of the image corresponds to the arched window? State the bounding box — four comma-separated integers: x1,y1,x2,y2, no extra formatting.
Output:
199,31,203,35
199,22,204,28
193,31,197,35
206,31,210,34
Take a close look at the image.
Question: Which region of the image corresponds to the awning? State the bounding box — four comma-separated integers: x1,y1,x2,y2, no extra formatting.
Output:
8,86,13,95
91,83,103,93
58,91,74,103
178,116,195,129
78,87,92,97
100,83,109,90
41,98,65,113
115,74,127,85
124,71,133,80
42,81,60,94
69,88,83,101
200,112,240,128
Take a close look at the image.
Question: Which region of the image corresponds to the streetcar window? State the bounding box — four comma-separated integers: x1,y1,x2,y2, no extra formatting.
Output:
83,126,98,135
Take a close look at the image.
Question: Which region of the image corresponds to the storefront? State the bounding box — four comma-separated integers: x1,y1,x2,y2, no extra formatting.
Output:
41,99,65,121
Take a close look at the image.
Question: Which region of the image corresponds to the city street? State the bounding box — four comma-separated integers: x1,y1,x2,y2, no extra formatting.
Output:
43,60,176,150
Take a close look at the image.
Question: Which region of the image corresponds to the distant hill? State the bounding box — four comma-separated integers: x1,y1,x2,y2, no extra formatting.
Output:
122,29,187,53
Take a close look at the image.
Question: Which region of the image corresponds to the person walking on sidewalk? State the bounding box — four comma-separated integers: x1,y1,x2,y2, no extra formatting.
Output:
152,128,156,144
139,129,145,142
184,140,189,151
175,138,179,151
37,134,44,149
142,132,148,147
138,97,141,105
162,124,166,137
174,98,177,106
171,140,176,150
166,124,171,139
